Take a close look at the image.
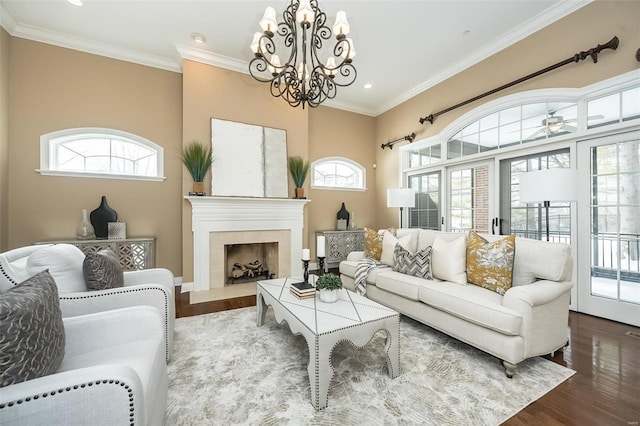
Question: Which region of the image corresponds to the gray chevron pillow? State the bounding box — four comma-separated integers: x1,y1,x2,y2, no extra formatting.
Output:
0,270,65,387
83,249,124,291
392,243,433,280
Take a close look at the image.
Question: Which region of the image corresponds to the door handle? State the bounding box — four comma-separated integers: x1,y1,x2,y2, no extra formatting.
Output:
492,217,497,235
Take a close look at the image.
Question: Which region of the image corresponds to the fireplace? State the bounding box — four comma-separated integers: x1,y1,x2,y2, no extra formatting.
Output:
187,196,309,293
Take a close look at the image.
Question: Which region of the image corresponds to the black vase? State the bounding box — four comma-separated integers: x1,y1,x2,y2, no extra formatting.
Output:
337,202,350,228
90,196,118,239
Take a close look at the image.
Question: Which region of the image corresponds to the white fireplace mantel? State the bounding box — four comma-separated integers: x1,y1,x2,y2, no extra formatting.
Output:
186,196,310,291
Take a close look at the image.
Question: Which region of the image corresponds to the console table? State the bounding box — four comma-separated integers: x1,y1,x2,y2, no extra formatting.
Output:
35,237,155,271
316,230,365,263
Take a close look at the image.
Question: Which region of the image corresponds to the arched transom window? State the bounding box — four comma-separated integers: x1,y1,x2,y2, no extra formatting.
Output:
311,157,365,191
39,128,164,181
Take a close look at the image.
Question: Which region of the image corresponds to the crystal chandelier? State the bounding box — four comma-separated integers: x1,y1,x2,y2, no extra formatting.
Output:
248,0,357,109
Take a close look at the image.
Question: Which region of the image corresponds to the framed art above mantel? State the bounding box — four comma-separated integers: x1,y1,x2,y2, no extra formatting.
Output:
210,118,288,198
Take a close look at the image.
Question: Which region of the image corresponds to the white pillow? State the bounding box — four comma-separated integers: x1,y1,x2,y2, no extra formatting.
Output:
27,244,87,293
380,231,413,266
432,235,467,285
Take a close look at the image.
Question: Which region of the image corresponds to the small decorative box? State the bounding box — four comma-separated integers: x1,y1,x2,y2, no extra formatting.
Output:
108,222,127,240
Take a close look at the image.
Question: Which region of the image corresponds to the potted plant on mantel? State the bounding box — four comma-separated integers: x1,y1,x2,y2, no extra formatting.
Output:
315,273,342,303
287,156,309,199
182,140,213,195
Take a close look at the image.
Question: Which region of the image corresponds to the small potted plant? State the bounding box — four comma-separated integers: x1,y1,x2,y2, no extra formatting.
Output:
181,140,213,195
287,156,309,199
316,273,342,303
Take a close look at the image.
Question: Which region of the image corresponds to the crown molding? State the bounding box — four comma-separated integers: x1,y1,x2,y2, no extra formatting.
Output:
374,0,593,116
174,44,248,74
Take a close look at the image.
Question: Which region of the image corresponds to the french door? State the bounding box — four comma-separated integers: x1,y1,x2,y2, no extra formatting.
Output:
577,131,640,326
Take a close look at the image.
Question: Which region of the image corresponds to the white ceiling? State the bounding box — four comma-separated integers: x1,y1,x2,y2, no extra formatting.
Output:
0,0,590,116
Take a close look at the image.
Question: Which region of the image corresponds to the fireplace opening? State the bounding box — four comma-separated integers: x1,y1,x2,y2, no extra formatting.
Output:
225,242,278,285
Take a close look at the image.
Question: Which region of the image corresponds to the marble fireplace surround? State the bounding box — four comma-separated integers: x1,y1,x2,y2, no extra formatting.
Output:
187,196,310,292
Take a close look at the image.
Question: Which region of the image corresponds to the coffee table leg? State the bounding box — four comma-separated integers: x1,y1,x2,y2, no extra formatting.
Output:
256,290,267,326
307,335,332,410
385,318,400,379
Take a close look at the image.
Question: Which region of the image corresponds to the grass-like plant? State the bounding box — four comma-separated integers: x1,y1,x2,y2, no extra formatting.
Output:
181,141,213,182
287,156,310,188
316,273,343,291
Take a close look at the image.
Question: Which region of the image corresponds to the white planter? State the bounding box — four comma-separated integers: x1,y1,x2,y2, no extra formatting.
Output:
319,289,339,303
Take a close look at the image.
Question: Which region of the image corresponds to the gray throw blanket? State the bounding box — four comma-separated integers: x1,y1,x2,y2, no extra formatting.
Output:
354,258,386,295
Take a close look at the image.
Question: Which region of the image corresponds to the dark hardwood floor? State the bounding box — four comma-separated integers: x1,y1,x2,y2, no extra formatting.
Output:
175,287,640,425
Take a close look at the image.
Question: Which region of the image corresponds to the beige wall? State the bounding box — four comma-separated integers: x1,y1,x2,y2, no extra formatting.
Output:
7,38,183,273
375,0,640,228
0,28,9,251
308,106,376,257
181,59,309,281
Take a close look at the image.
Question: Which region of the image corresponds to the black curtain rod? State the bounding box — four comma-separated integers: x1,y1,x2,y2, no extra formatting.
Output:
380,133,416,150
419,36,619,125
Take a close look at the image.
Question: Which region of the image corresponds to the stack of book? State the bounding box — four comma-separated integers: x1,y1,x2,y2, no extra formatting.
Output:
290,281,316,299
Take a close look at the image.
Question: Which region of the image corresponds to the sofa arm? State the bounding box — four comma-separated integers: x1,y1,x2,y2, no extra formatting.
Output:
63,306,164,357
346,251,365,262
0,364,145,426
60,289,173,362
124,268,174,290
503,280,573,308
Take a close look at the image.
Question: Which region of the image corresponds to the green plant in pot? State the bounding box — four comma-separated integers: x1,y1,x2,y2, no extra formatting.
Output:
182,141,213,195
287,156,309,199
316,272,342,303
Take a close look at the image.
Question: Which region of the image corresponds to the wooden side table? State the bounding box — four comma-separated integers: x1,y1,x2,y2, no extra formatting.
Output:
35,237,155,271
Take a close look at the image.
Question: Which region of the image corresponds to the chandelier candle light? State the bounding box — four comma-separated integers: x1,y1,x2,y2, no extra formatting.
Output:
249,0,357,108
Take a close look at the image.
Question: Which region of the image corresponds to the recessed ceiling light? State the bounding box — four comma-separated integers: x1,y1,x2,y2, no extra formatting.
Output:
67,0,83,5
463,30,471,36
364,83,372,89
191,33,207,44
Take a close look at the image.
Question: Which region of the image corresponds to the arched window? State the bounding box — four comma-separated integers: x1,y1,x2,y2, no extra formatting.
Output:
39,128,164,181
311,157,366,191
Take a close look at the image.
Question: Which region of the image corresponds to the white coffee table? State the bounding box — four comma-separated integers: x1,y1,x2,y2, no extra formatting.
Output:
256,276,400,410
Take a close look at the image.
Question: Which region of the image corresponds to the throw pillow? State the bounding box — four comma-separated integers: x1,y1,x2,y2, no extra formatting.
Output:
83,249,124,291
26,244,87,293
393,244,433,279
380,231,412,266
466,231,516,295
432,235,468,285
0,270,65,387
364,227,396,260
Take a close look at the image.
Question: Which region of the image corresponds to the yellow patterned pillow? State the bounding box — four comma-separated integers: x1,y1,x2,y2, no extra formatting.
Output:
466,232,515,295
364,227,396,260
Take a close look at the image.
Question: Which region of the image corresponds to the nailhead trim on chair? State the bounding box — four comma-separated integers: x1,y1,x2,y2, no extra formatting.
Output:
0,262,19,285
0,379,136,425
60,287,171,361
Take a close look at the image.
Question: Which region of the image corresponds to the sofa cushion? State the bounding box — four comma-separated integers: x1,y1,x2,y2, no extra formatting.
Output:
432,235,467,285
375,270,429,301
0,270,65,387
26,244,87,293
466,232,515,295
395,228,420,253
83,249,124,291
418,281,523,336
380,231,413,266
393,244,433,279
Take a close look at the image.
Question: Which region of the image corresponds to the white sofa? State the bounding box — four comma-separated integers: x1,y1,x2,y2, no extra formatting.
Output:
0,306,167,426
0,244,175,362
339,229,573,377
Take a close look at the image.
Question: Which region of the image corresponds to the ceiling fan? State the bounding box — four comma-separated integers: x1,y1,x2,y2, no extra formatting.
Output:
523,111,604,140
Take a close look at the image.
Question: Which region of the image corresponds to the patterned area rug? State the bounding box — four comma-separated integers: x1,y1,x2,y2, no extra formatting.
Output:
165,307,574,425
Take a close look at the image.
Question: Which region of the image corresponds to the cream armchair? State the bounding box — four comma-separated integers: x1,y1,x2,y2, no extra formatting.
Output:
0,306,167,426
0,244,175,362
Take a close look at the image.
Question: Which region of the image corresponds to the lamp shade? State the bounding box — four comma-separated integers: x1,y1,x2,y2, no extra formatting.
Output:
387,188,416,208
519,168,577,203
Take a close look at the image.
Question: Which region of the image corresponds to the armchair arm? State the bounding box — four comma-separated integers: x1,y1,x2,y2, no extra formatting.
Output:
346,251,365,262
0,364,145,426
124,268,174,290
59,285,174,362
63,306,164,357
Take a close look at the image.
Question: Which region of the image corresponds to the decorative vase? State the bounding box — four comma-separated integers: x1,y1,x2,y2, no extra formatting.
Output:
76,209,96,240
337,202,350,228
319,289,339,303
90,196,118,239
295,187,305,199
192,181,205,195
